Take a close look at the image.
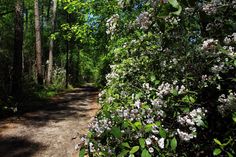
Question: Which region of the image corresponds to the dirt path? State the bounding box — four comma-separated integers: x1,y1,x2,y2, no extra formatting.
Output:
0,87,99,157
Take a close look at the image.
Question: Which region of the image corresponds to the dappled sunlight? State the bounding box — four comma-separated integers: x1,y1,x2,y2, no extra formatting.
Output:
0,87,99,157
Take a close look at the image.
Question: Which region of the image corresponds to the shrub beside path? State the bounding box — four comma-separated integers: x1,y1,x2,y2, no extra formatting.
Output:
0,87,99,157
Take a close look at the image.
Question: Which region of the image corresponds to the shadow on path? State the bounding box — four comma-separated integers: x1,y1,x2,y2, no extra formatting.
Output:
0,136,46,157
0,86,99,157
10,87,99,127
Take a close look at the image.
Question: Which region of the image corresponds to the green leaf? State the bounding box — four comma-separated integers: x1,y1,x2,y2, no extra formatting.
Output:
150,75,156,82
182,95,196,103
123,120,129,128
172,6,182,15
189,96,196,103
168,0,179,8
139,138,145,148
171,137,177,150
159,128,167,138
134,121,142,129
222,138,232,147
121,142,130,148
111,127,122,138
232,112,236,122
144,124,154,132
118,150,129,157
130,146,140,154
141,149,152,157
79,148,85,157
129,154,135,157
227,152,234,157
171,89,178,96
87,131,92,138
155,80,160,85
214,139,222,146
213,148,222,156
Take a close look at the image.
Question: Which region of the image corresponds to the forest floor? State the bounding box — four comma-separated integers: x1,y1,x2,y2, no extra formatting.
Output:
0,87,99,157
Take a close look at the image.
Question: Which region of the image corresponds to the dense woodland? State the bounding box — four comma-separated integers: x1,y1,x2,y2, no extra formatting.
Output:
1,0,236,156
0,0,108,112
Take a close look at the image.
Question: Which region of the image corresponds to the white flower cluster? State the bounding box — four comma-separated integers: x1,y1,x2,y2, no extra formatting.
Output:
211,63,225,74
142,83,154,95
201,38,218,51
224,33,236,45
106,14,119,35
117,0,125,8
202,3,218,15
223,46,236,58
145,136,165,151
156,82,186,98
177,108,207,141
177,108,206,127
177,129,195,141
90,117,112,137
202,0,236,15
105,71,119,85
218,92,236,116
98,90,106,103
136,12,152,30
156,82,173,98
165,16,180,25
184,7,194,13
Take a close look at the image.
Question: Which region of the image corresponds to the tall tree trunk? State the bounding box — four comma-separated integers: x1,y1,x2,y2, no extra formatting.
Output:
12,0,24,100
34,0,43,85
65,40,69,88
46,0,57,85
65,13,69,88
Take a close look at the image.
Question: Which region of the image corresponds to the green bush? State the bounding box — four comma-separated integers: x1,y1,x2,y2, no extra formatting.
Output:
80,0,236,156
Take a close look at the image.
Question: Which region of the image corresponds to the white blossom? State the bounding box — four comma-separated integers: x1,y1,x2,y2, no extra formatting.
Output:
201,39,218,50
136,12,152,30
106,14,119,35
145,138,152,145
148,147,154,153
158,138,165,149
134,100,141,108
177,129,195,141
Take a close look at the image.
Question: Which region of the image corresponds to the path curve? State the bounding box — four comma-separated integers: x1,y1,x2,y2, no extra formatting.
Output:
0,87,99,157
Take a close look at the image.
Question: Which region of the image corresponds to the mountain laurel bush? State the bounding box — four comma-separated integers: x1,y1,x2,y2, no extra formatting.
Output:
79,0,236,156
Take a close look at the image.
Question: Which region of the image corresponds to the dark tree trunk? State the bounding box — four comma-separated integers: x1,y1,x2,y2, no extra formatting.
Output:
65,13,69,88
34,0,43,85
46,0,57,85
11,0,24,100
65,40,69,88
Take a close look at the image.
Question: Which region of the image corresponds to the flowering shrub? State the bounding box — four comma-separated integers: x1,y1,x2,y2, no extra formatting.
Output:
79,0,236,156
51,66,66,89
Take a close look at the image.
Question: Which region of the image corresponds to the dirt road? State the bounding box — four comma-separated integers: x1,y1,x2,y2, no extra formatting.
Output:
0,87,99,157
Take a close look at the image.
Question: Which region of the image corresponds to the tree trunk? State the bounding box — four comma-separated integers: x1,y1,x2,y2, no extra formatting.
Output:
34,0,43,85
65,40,69,88
46,0,57,85
12,0,24,100
65,13,69,88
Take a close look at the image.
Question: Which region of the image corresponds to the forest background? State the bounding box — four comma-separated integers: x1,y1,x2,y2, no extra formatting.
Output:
0,0,236,156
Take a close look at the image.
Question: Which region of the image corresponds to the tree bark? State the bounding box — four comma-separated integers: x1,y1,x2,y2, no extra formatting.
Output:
34,0,43,85
65,13,69,88
65,40,69,88
12,0,24,99
46,0,57,85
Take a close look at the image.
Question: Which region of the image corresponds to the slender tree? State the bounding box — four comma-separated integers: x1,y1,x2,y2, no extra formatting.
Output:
11,0,24,99
65,13,70,88
46,0,57,85
34,0,43,85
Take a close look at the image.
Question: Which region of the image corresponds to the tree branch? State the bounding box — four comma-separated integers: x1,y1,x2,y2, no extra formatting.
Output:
0,10,14,17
